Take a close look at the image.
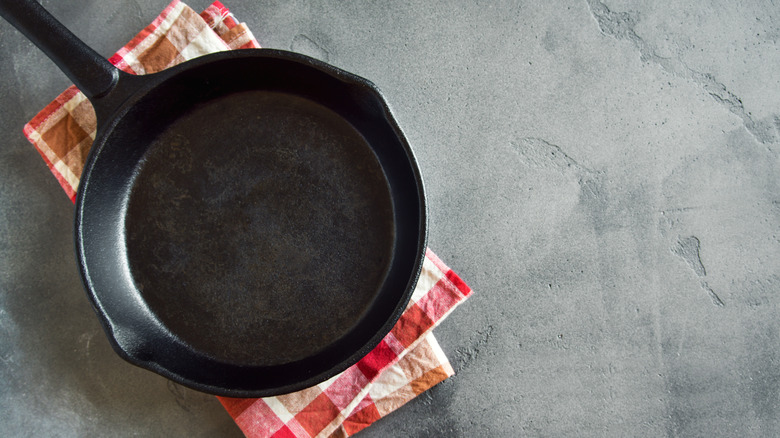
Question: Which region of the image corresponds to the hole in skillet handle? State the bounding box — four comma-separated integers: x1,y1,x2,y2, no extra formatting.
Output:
75,49,428,397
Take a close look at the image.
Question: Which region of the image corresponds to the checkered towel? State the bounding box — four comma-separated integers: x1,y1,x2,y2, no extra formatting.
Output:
23,1,473,437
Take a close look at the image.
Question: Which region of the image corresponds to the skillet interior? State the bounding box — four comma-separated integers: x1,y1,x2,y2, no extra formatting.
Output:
126,90,395,367
75,50,426,396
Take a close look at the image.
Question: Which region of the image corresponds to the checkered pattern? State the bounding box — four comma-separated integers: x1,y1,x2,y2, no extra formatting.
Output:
335,332,454,437
227,333,454,438
22,2,473,437
220,250,472,437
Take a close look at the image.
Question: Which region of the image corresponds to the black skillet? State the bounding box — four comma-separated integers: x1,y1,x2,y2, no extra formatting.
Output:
0,0,426,397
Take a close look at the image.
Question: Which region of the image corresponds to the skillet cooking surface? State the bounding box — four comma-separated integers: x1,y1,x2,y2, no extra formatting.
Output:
125,91,395,366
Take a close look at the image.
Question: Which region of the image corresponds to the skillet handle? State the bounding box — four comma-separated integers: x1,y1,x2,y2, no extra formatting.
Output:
0,0,119,100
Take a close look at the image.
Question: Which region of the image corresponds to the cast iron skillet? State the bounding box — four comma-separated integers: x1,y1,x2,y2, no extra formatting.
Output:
0,0,426,397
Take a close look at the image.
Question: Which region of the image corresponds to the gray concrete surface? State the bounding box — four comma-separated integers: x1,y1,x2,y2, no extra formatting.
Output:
1,0,778,436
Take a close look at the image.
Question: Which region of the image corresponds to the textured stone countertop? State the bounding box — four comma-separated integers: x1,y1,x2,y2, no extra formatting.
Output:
1,1,778,436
